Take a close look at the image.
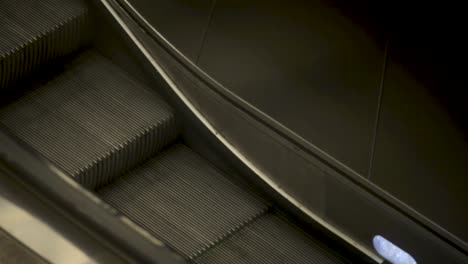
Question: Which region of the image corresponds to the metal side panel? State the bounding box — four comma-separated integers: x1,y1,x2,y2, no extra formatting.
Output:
0,127,186,264
0,228,47,264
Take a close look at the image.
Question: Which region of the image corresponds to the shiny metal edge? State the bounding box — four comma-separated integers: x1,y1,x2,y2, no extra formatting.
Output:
47,164,168,249
99,0,383,262
116,0,468,255
0,195,95,264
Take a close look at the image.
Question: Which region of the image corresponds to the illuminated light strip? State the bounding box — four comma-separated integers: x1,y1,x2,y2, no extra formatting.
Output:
373,235,417,264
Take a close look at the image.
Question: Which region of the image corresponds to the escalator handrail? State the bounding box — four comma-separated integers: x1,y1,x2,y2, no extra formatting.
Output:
100,0,468,256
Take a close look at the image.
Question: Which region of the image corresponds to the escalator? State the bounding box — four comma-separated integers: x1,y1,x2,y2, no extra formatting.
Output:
0,0,373,263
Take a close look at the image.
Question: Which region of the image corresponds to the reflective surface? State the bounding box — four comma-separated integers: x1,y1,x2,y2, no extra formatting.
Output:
0,228,45,264
0,186,95,264
197,1,385,176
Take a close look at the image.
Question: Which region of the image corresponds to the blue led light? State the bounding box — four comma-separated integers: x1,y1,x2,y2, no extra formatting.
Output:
373,235,417,264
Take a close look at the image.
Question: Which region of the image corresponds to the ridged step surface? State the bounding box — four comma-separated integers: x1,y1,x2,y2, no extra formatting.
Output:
97,144,270,258
0,51,178,189
0,0,90,88
195,213,346,264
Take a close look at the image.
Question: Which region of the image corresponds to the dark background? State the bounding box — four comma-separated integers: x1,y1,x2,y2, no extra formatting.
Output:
128,0,467,242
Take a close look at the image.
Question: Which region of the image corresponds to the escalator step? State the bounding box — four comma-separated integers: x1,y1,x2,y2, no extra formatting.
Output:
0,51,178,189
194,213,345,264
0,0,90,89
97,144,270,257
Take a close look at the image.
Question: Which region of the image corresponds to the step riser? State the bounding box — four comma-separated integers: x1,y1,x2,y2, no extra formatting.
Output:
77,118,178,189
0,1,91,89
0,52,179,190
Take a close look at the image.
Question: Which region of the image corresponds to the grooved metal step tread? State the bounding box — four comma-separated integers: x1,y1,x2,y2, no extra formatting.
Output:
0,0,91,88
97,144,270,257
195,213,346,264
0,51,178,189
